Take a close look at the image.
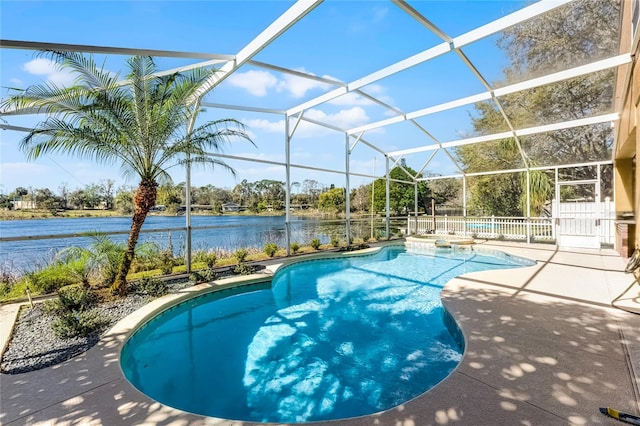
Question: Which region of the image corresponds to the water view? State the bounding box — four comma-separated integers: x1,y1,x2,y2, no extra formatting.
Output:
0,215,401,272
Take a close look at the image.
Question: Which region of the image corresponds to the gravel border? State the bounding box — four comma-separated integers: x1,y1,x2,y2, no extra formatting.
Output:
0,280,195,374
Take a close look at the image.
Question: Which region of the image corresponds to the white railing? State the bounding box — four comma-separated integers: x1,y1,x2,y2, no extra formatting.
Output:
406,215,616,246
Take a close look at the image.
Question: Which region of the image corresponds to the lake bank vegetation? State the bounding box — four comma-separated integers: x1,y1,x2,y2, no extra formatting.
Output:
0,166,464,221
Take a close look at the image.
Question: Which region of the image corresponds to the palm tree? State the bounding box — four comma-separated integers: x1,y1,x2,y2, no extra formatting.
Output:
2,51,252,295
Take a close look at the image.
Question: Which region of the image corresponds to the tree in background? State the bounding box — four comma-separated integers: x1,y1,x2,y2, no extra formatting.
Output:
351,185,371,213
301,179,322,208
372,161,430,215
428,177,461,208
457,0,619,216
156,183,182,212
318,187,346,213
99,179,115,209
3,52,252,294
114,187,135,214
58,182,70,209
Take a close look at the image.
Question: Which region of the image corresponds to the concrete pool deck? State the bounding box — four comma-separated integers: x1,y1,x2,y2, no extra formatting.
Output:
1,240,640,425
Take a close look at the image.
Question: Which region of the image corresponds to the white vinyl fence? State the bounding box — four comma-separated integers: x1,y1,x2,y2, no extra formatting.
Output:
406,200,615,247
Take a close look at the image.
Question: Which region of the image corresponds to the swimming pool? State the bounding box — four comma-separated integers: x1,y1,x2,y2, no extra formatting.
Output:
120,245,534,423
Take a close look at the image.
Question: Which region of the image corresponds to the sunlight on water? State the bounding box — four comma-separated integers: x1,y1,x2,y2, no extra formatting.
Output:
121,246,531,423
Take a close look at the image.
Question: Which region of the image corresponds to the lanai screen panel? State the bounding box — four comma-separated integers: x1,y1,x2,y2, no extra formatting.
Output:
0,0,627,192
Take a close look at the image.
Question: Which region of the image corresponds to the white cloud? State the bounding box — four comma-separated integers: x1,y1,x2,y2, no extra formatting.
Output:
245,118,284,134
328,92,373,107
225,68,393,115
227,67,341,99
9,78,23,87
306,106,370,131
23,58,57,75
23,58,75,87
277,69,333,98
242,107,371,139
227,70,278,96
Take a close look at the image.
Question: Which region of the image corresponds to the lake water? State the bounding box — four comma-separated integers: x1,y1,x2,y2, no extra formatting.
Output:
0,215,399,272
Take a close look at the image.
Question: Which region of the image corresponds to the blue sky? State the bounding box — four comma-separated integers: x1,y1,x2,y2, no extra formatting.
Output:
0,0,528,195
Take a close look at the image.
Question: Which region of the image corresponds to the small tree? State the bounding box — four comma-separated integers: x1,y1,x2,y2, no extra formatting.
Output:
263,243,278,258
3,52,253,295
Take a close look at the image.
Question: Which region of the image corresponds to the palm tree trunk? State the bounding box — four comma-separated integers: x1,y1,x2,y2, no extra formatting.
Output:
111,179,158,295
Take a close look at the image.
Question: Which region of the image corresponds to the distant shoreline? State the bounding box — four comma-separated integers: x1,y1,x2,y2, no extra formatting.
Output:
0,209,352,221
0,209,259,221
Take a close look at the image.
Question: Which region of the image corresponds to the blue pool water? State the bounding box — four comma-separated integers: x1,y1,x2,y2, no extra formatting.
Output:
120,246,534,423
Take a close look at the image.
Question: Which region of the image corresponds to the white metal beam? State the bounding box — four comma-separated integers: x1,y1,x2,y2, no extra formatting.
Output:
288,0,570,116
204,151,383,180
250,60,346,87
389,112,619,156
417,160,613,181
0,39,235,60
201,102,285,115
350,54,630,134
493,54,631,98
188,0,322,103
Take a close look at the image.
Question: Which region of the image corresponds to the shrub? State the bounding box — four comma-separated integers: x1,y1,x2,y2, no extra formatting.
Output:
235,248,249,263
159,250,174,275
264,243,278,258
234,262,254,275
204,252,216,269
90,235,125,287
65,255,94,288
58,285,98,311
132,242,163,273
189,269,216,284
290,242,300,254
51,309,108,339
331,235,340,247
193,250,217,268
44,285,98,315
310,238,321,250
26,263,78,294
202,268,217,282
133,276,168,297
189,271,205,284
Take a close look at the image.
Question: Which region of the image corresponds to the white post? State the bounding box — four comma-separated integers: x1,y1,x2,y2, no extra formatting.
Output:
184,100,200,274
345,133,351,245
526,169,531,244
414,181,418,235
370,157,375,240
386,155,390,239
185,155,192,273
285,115,291,256
596,163,602,245
491,215,496,239
554,167,559,245
463,176,467,217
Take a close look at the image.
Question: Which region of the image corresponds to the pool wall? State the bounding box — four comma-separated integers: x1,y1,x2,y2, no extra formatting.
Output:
115,241,475,422
116,243,406,353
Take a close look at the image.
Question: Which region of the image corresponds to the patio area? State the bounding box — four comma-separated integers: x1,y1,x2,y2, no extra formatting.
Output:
1,240,639,425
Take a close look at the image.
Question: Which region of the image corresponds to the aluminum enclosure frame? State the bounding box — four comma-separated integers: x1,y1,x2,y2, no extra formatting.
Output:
0,0,627,269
